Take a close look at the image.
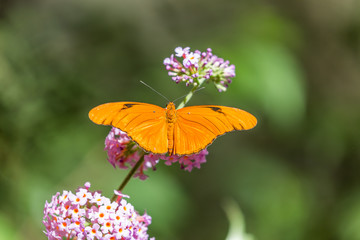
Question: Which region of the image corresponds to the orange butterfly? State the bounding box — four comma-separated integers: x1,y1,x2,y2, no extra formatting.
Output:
89,102,257,156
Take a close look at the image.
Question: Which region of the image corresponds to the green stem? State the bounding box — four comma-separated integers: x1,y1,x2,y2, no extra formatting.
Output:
177,78,206,109
111,154,145,202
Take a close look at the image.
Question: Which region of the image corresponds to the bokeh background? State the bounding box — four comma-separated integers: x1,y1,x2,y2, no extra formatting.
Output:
1,0,360,239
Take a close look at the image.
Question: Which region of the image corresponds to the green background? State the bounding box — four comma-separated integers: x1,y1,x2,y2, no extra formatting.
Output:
1,0,360,239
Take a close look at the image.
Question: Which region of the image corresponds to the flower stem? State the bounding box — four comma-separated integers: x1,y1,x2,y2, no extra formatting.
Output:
177,78,206,109
111,154,145,202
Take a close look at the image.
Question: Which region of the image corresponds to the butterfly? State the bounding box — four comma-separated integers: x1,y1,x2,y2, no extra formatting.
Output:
89,102,257,156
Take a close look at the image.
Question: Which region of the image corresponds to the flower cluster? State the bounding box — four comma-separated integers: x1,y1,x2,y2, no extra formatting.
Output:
105,127,208,180
163,47,235,92
43,182,153,240
146,149,208,172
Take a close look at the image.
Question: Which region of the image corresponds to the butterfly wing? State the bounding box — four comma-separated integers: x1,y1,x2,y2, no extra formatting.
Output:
173,105,257,155
89,102,168,154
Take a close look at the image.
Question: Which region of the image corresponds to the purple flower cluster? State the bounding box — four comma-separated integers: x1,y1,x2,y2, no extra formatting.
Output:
163,47,235,92
145,150,208,172
105,127,208,179
43,182,153,240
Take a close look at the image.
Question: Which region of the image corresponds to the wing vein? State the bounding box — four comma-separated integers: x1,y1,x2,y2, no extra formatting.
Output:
203,116,224,134
178,115,215,134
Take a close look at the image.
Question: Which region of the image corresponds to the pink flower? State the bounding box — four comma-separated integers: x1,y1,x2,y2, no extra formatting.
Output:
144,149,208,172
85,223,102,240
104,127,157,180
68,218,84,232
163,47,235,91
69,205,85,218
90,191,108,205
69,188,90,206
95,206,110,224
115,226,131,239
43,182,153,240
183,52,201,68
58,191,70,203
101,220,114,234
174,46,190,57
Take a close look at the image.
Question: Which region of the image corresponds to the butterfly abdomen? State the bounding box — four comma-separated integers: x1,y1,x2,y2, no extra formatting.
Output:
165,102,177,155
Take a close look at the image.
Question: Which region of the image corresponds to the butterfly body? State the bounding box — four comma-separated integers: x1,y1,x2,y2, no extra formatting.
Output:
89,101,257,156
164,102,176,154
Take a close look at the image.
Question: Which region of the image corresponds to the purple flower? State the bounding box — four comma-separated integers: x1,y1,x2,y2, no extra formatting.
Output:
174,46,190,57
163,47,235,91
104,127,158,180
145,149,208,172
105,127,208,180
43,182,153,240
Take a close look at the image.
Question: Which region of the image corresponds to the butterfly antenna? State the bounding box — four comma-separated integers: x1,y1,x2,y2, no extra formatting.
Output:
140,81,170,102
173,86,206,103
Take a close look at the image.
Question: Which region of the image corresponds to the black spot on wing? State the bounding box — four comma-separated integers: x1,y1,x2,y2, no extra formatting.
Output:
123,103,138,109
206,106,224,114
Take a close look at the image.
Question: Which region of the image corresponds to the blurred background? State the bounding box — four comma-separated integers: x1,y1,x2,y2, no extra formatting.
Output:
1,0,360,239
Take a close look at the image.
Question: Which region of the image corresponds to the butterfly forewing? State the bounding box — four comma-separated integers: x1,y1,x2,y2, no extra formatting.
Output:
89,102,257,156
173,105,257,155
89,102,168,154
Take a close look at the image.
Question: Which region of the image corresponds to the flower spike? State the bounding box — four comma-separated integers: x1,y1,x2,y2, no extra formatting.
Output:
43,182,153,240
164,47,235,92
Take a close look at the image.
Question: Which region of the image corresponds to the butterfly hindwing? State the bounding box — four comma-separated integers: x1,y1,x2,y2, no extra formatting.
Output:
89,102,168,154
173,105,257,155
